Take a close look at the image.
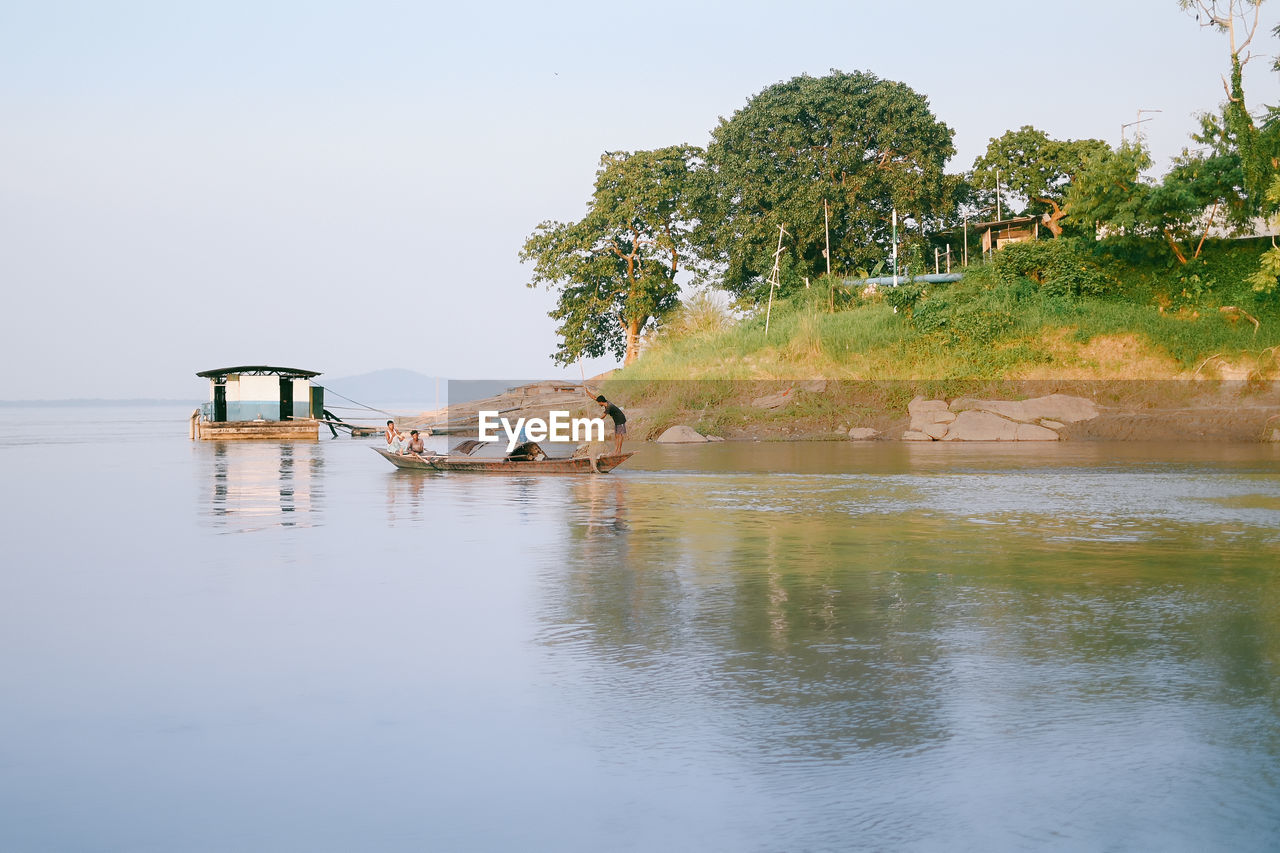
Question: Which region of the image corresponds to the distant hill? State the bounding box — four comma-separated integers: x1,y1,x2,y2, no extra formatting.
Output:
319,369,444,407
0,398,200,407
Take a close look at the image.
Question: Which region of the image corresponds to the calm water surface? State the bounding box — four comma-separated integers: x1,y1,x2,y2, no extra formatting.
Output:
1,405,1278,851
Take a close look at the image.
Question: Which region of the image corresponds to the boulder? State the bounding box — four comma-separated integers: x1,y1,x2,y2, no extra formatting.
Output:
847,427,880,441
655,425,709,443
902,430,934,441
940,410,1020,441
1015,423,1061,441
706,435,726,442
908,396,950,418
950,394,1098,424
922,422,950,440
939,410,1062,441
1020,394,1099,423
973,400,1030,422
909,398,956,432
752,389,792,409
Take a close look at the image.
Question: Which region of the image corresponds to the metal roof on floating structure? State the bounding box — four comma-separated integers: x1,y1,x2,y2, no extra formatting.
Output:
196,365,321,379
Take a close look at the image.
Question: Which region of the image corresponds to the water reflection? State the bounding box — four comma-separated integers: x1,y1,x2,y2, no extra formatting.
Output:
203,441,325,531
535,456,1280,840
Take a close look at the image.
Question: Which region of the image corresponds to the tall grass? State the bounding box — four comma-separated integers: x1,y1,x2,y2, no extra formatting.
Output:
622,239,1280,383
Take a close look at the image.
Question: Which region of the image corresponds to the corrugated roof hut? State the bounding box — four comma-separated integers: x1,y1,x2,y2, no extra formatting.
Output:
191,365,323,440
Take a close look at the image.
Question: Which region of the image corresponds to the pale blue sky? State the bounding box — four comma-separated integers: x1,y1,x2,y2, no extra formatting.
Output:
3,1,1278,398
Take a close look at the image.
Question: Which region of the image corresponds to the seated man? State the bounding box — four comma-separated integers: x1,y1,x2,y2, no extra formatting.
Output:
405,429,426,455
385,420,407,454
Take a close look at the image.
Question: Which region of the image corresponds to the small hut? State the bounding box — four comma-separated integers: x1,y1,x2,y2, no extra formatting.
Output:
191,365,323,440
976,214,1040,254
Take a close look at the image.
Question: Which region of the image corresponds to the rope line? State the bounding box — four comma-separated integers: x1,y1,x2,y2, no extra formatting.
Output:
315,386,395,417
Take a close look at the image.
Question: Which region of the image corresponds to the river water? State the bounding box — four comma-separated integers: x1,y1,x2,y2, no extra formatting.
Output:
1,405,1278,851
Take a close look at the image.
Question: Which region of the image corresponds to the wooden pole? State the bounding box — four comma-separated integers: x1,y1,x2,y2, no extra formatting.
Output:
764,224,786,338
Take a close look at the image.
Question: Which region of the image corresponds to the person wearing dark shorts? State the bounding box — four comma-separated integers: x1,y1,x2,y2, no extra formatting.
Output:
596,395,626,454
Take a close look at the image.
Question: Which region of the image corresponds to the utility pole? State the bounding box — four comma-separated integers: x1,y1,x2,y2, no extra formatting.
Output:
1121,108,1160,145
823,198,831,277
892,208,898,287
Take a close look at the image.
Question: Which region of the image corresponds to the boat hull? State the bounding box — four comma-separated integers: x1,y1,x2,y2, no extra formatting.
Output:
372,446,633,473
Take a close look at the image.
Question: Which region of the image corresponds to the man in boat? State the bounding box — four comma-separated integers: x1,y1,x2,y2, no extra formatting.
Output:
405,429,426,456
596,395,626,455
385,420,407,454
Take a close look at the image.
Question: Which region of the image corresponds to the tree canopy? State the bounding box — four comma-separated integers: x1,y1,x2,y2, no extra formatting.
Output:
1065,142,1228,264
970,126,1109,237
696,69,956,298
520,145,702,366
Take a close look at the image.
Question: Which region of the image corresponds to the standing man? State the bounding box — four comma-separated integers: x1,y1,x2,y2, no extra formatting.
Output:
596,395,626,455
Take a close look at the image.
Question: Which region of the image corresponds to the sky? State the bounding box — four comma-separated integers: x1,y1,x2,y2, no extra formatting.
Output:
3,0,1279,399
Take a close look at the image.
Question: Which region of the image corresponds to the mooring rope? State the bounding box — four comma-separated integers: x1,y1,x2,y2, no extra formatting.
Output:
315,386,395,417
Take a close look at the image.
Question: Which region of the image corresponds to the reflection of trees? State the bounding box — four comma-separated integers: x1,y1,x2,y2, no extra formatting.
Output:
542,472,1280,758
545,475,963,756
205,442,324,531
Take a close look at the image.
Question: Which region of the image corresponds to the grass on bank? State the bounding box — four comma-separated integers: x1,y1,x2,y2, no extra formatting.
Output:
604,238,1280,438
626,237,1280,381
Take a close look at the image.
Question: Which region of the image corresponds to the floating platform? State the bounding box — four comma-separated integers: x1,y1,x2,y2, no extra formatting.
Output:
192,416,319,441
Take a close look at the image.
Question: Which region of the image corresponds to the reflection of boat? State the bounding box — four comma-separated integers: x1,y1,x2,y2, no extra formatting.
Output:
372,446,634,473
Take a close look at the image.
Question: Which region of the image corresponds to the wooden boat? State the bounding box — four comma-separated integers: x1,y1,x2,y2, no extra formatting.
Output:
373,446,634,473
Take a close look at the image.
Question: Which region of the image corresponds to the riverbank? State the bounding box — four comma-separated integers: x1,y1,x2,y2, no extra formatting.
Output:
599,379,1280,443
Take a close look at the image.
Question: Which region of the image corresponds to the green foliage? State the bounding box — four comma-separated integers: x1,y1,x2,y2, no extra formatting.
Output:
1248,245,1280,294
1066,142,1221,264
882,281,927,314
990,239,1115,296
522,146,702,365
971,126,1109,234
696,69,955,299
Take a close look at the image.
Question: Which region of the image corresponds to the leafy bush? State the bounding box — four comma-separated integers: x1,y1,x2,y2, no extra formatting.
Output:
1248,245,1280,295
991,238,1113,296
882,281,928,314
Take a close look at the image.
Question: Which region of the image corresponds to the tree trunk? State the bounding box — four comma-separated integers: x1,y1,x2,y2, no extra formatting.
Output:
622,316,645,366
1035,197,1065,238
1162,227,1189,265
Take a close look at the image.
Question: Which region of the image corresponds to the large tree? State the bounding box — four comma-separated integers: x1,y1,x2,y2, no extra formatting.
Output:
521,146,702,366
1065,142,1225,264
1180,1,1273,199
695,69,955,298
970,126,1110,237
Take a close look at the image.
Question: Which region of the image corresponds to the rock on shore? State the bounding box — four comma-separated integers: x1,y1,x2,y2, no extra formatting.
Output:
902,394,1098,441
656,425,710,443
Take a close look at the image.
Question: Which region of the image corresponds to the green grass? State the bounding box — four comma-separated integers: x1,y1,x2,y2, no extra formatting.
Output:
623,238,1280,383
